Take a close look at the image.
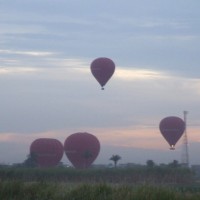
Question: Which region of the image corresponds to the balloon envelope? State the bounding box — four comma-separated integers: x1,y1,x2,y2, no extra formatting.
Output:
159,116,185,149
90,57,115,89
30,138,64,167
64,132,100,168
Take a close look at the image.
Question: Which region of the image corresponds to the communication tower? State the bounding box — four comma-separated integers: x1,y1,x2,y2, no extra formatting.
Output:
181,111,189,167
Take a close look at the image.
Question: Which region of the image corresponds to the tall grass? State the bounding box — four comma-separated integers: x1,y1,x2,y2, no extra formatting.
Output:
0,166,198,199
0,166,194,184
0,181,200,200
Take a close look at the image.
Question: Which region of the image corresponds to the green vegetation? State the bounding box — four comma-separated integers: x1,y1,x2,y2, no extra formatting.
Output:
1,181,200,200
0,165,193,183
23,152,38,168
0,165,199,199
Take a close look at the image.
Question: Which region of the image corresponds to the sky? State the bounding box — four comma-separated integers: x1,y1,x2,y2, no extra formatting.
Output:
0,0,200,166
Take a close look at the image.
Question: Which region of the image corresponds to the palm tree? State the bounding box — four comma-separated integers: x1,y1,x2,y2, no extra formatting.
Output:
110,154,121,168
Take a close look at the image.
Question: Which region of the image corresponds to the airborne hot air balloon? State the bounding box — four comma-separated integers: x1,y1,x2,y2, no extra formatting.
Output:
30,138,64,167
90,57,115,90
159,116,185,150
64,132,100,169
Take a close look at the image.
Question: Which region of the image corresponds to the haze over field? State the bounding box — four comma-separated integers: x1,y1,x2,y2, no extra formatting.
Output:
0,0,200,166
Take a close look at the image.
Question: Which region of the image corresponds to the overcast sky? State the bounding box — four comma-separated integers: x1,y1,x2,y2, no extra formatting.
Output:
1,0,200,166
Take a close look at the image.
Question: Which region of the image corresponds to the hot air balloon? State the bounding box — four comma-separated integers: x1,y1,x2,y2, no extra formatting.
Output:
30,138,64,167
64,132,100,169
159,116,185,150
90,57,115,90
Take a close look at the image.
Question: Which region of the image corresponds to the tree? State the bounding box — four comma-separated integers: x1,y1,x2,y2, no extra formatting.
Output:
146,160,155,168
110,155,121,168
23,152,38,167
168,160,180,168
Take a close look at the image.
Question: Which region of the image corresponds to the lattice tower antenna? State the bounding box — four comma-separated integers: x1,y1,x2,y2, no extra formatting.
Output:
181,111,189,167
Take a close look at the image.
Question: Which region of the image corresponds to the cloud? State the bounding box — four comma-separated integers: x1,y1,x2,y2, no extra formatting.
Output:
0,49,90,77
0,67,39,75
0,49,55,57
115,68,167,81
0,61,200,134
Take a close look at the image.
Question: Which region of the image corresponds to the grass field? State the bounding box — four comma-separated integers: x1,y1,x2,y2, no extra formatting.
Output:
0,166,200,199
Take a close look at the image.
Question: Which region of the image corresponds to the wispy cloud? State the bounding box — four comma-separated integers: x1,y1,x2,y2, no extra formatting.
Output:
0,67,40,75
128,18,188,29
115,68,167,81
0,49,55,56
